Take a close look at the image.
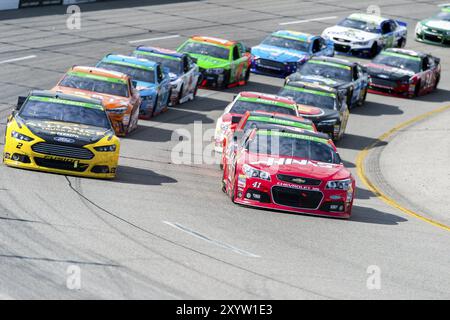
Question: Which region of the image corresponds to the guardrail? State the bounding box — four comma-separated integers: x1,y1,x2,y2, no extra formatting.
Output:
0,0,97,10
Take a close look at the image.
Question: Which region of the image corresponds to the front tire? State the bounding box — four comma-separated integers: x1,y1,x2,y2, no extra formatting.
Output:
414,80,421,97
357,88,367,107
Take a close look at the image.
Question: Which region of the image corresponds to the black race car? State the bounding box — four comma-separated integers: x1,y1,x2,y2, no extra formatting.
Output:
286,56,369,108
365,48,441,97
278,81,350,141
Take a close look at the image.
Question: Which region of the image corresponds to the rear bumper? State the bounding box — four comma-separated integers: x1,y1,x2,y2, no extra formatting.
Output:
250,60,293,78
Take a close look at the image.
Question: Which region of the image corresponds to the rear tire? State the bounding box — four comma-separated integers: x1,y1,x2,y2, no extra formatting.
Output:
357,88,367,107
434,76,440,90
414,80,421,97
369,43,378,58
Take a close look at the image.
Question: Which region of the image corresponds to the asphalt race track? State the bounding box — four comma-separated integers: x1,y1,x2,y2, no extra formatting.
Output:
0,0,449,299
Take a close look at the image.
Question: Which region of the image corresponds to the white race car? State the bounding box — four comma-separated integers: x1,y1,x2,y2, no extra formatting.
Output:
322,13,407,58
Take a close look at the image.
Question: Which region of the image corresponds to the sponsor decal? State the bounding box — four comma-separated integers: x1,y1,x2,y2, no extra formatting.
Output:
26,121,106,138
276,182,319,191
238,174,247,187
238,96,296,110
54,137,76,143
250,157,334,168
67,71,127,84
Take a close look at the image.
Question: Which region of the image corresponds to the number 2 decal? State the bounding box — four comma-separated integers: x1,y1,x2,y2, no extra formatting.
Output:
16,143,23,149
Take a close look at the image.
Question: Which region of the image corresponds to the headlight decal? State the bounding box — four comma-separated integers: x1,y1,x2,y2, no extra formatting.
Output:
326,178,352,190
242,164,271,181
11,131,34,142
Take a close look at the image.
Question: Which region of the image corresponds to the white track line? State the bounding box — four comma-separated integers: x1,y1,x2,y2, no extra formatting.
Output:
163,221,261,258
129,34,180,44
279,16,338,26
0,55,37,65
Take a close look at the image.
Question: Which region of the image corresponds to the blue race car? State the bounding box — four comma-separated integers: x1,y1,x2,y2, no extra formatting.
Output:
286,56,369,108
96,54,171,119
250,30,334,78
133,46,202,105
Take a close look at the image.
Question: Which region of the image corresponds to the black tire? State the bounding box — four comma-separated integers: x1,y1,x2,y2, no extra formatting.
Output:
398,38,406,48
244,67,250,83
151,94,159,117
434,76,440,90
414,80,421,97
177,85,183,104
357,88,367,107
369,43,378,58
347,88,353,108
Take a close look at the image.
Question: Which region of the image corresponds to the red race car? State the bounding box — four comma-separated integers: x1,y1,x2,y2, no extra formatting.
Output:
220,110,317,169
365,48,441,98
214,92,299,153
222,128,355,219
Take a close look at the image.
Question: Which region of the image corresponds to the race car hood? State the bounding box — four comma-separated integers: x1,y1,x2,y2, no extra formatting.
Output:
296,105,339,122
23,119,110,147
323,26,378,42
422,19,450,31
247,155,349,180
365,62,415,81
251,44,309,63
287,74,345,89
187,53,229,69
52,86,131,110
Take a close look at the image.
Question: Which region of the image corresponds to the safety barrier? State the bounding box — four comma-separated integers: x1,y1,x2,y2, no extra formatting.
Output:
0,0,97,10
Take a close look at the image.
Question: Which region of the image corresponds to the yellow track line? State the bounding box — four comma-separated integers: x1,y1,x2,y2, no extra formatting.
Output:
356,104,450,232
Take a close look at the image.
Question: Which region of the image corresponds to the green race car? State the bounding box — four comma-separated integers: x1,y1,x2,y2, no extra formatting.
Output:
415,4,450,46
177,36,251,89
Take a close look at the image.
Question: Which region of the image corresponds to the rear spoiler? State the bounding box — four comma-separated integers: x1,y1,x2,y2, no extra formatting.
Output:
396,20,407,27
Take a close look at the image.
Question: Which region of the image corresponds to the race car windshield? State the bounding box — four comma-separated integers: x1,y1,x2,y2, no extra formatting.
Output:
278,88,336,110
434,12,450,21
59,74,129,97
299,62,352,82
373,54,421,73
262,36,310,52
179,41,229,60
97,62,155,83
19,100,110,128
338,18,380,33
133,54,182,75
230,100,297,116
247,133,339,164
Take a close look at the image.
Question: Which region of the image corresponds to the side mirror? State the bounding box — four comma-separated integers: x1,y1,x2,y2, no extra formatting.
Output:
231,115,242,124
132,80,138,88
189,56,198,64
16,96,26,111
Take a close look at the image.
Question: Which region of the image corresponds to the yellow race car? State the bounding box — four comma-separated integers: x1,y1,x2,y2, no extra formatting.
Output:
3,90,120,179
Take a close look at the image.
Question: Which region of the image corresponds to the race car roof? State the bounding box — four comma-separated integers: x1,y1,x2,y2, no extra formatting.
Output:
190,36,236,47
71,66,130,81
308,56,356,68
283,81,338,95
29,90,104,107
383,48,427,59
244,110,311,124
101,54,158,70
347,13,386,25
253,127,330,142
272,30,314,42
134,46,185,60
238,91,297,105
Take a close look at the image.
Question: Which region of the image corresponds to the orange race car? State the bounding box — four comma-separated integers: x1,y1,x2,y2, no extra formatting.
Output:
52,66,141,136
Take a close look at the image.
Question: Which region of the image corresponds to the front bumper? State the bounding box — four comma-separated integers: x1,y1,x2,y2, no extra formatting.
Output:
368,77,414,97
234,176,353,219
3,140,119,179
250,59,295,78
416,31,450,46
